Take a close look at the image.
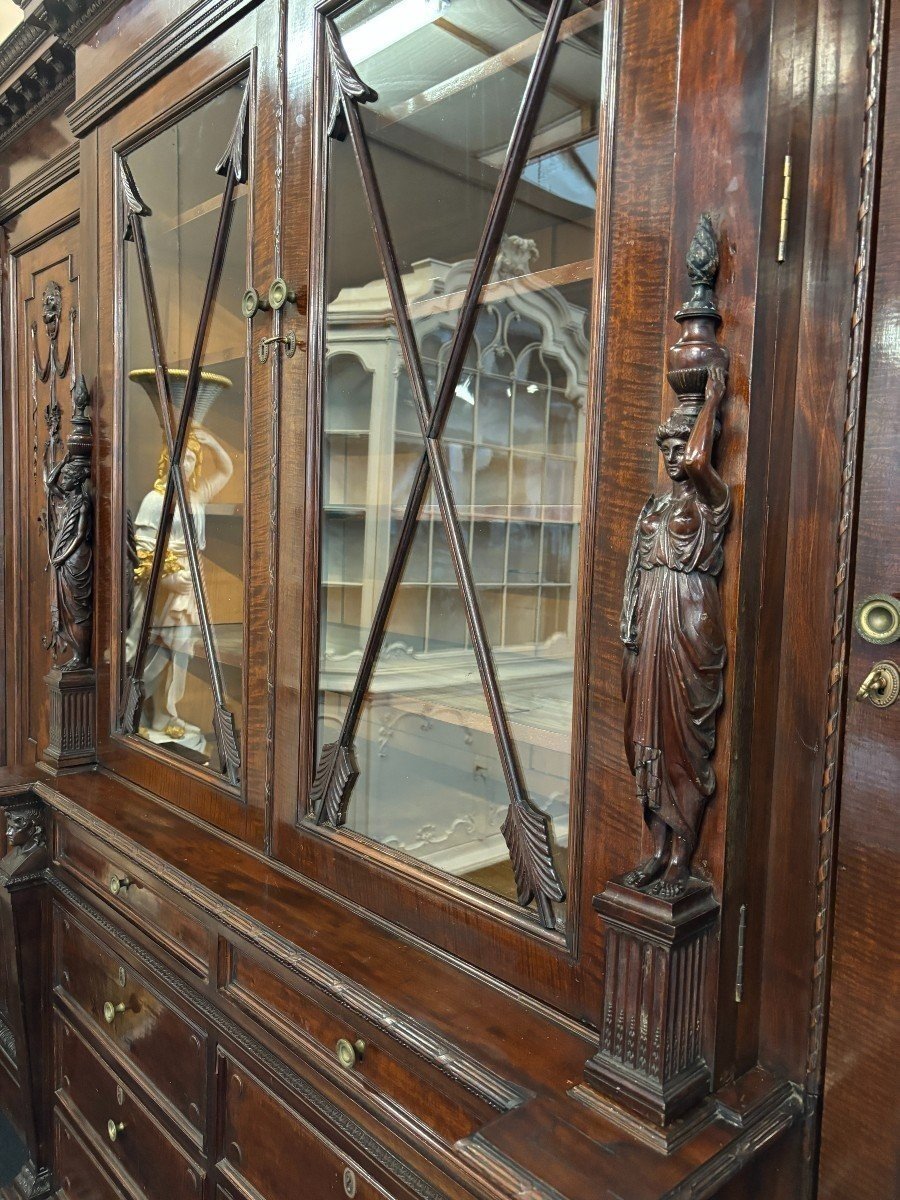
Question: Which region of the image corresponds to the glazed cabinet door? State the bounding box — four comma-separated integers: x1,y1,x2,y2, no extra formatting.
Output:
275,0,614,1007
271,0,786,1050
93,1,287,843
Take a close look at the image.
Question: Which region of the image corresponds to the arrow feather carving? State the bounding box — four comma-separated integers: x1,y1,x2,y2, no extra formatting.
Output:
501,798,565,928
311,741,360,826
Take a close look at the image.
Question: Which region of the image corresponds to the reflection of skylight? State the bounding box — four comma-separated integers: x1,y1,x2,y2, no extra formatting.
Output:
343,0,450,64
520,138,599,210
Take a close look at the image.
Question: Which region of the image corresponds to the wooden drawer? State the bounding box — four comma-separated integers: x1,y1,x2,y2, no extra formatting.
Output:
55,821,210,977
54,903,207,1142
224,950,491,1143
220,1051,393,1200
55,1013,205,1200
54,1108,130,1200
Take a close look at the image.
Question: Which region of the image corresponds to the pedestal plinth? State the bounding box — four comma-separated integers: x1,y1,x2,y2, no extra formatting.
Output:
42,666,95,770
584,877,719,1127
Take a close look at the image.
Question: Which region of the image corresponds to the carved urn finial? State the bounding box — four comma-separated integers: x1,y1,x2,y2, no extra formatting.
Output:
666,213,728,426
67,375,92,460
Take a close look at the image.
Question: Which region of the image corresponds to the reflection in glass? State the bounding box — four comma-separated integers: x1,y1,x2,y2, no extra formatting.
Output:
121,82,247,775
317,0,605,921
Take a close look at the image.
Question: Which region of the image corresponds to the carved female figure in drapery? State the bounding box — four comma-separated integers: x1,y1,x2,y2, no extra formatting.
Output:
619,214,731,899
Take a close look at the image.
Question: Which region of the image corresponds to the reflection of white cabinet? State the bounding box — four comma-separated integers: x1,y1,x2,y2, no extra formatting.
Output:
323,253,589,655
320,251,587,886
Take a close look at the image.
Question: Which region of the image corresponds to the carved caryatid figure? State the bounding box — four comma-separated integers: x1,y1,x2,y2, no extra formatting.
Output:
44,375,93,671
620,215,731,899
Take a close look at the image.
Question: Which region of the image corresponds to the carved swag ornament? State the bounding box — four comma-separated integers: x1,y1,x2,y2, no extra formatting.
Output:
620,214,731,899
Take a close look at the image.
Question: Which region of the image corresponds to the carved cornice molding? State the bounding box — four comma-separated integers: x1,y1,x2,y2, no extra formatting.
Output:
0,40,74,153
0,1,126,152
0,19,44,82
0,143,78,222
66,0,261,137
38,784,529,1113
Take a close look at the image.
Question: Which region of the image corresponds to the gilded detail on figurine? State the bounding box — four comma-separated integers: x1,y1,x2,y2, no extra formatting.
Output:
125,371,234,752
620,214,731,899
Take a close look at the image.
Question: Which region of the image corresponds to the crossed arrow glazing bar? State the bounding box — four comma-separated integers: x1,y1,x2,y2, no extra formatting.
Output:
312,4,572,927
119,89,249,786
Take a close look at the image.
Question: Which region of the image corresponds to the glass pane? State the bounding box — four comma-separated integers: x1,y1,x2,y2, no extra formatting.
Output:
333,0,547,393
318,0,606,921
122,80,248,778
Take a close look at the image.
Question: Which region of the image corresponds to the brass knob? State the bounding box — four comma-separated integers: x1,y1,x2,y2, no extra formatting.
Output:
241,287,271,319
856,660,900,708
335,1038,365,1069
103,1001,126,1024
109,874,130,896
268,277,296,311
107,1119,125,1143
855,594,900,645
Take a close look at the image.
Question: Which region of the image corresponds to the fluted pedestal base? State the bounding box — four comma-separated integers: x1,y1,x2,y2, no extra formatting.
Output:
583,877,718,1128
42,666,95,771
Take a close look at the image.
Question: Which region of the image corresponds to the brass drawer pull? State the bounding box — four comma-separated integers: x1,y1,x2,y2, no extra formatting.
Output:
109,874,131,896
258,331,298,363
107,1119,125,1143
103,1001,126,1024
335,1038,365,1069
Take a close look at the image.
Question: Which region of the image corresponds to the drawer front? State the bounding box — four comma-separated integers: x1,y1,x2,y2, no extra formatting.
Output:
225,952,487,1143
56,821,210,977
221,1051,393,1200
56,1014,205,1200
54,904,207,1139
55,1109,130,1200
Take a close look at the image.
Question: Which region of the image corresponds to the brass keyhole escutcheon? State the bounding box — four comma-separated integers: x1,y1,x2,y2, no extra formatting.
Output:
107,1119,125,1143
855,594,900,645
856,660,900,708
343,1168,357,1198
258,331,298,363
335,1038,365,1069
103,1001,126,1024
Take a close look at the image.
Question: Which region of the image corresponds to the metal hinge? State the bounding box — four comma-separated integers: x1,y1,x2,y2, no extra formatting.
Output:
777,155,792,262
735,903,747,1002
